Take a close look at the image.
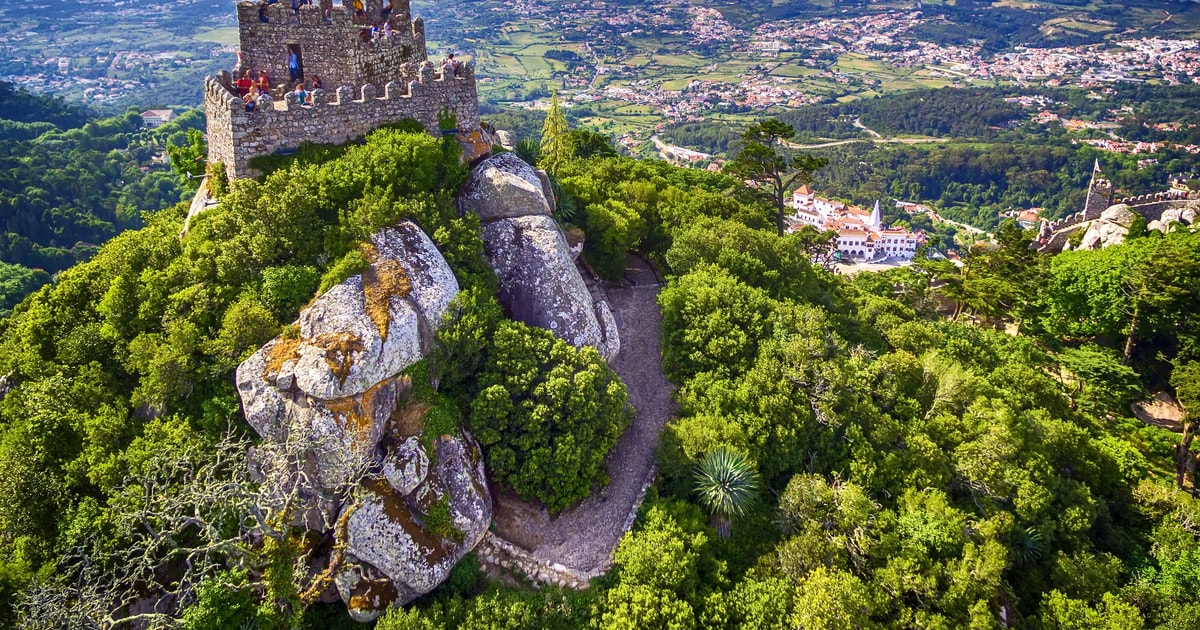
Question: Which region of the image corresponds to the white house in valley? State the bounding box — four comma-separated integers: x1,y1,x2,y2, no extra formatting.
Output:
140,109,175,127
786,185,922,261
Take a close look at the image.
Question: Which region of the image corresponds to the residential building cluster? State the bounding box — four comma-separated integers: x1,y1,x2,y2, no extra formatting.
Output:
1075,138,1200,156
0,0,229,104
493,3,1200,126
687,7,743,45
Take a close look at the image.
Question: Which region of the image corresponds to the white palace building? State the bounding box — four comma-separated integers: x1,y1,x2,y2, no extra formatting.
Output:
786,185,923,262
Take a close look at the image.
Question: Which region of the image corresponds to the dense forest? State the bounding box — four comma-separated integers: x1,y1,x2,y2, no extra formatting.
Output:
777,88,1022,140
0,82,200,315
1,109,1199,629
658,84,1200,229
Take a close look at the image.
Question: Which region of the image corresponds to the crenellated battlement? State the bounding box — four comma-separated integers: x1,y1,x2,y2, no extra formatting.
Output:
236,0,411,31
207,60,475,110
1113,189,1192,207
206,0,480,179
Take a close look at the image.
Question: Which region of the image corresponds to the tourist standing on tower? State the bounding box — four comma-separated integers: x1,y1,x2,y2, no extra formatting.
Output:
288,50,301,82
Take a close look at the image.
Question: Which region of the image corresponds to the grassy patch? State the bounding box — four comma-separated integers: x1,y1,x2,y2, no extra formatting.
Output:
193,27,240,46
424,494,464,542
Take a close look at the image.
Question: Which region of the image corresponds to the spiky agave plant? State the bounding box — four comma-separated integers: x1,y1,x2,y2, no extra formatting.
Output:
694,447,760,538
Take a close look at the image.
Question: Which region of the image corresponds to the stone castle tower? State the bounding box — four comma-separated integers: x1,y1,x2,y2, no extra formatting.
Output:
204,0,480,178
1083,159,1113,220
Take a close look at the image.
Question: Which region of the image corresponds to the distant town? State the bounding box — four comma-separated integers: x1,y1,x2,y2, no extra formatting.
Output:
456,4,1200,122
7,1,1200,122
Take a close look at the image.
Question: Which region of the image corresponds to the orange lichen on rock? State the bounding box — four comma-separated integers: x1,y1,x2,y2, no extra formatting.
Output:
311,331,365,387
262,336,303,381
347,576,399,616
324,378,396,447
361,249,412,341
456,129,491,165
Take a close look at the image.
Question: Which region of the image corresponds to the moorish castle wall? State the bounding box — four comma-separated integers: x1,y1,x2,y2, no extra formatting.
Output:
205,66,478,177
1037,187,1194,252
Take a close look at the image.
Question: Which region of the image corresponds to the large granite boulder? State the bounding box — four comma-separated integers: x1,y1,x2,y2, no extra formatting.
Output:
483,215,619,361
236,221,492,622
1099,204,1137,227
1073,201,1200,250
461,154,620,361
236,222,457,438
458,152,552,220
336,433,491,621
1159,204,1198,228
1072,204,1133,251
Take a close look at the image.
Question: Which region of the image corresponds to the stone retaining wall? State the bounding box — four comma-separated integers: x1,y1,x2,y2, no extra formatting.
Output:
476,534,597,589
205,64,479,178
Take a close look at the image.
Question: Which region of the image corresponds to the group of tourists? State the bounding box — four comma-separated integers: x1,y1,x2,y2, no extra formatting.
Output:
235,68,322,110
256,0,396,23
367,21,394,40
236,70,272,111
350,0,394,23
256,0,397,29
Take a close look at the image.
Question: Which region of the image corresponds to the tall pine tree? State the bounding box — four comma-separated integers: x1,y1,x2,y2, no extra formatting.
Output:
538,90,570,176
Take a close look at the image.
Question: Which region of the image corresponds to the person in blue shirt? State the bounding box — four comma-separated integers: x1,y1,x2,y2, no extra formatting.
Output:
288,50,301,82
292,82,311,107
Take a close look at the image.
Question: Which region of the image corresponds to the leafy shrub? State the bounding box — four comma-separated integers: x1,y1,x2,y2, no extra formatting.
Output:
582,198,647,279
261,265,319,318
318,249,370,294
465,320,630,513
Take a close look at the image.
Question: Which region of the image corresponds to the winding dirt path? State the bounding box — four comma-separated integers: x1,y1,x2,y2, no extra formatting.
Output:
490,256,675,573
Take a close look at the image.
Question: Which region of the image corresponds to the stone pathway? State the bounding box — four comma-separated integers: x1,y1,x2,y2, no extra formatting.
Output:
490,255,675,574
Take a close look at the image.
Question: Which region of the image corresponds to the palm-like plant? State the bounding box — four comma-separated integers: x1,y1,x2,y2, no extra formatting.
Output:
694,447,760,538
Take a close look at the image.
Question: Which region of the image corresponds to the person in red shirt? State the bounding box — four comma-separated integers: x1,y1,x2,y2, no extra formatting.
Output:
236,70,253,98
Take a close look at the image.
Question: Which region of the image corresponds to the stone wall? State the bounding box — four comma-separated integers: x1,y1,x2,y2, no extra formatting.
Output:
234,0,425,93
1035,190,1197,253
1111,191,1193,223
205,63,479,178
476,464,658,589
475,534,597,589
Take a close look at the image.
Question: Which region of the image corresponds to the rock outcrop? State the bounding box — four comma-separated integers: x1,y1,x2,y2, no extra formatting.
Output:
236,221,491,621
1072,204,1135,251
458,152,553,220
1149,205,1198,233
1069,200,1199,251
335,432,490,620
460,153,620,361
